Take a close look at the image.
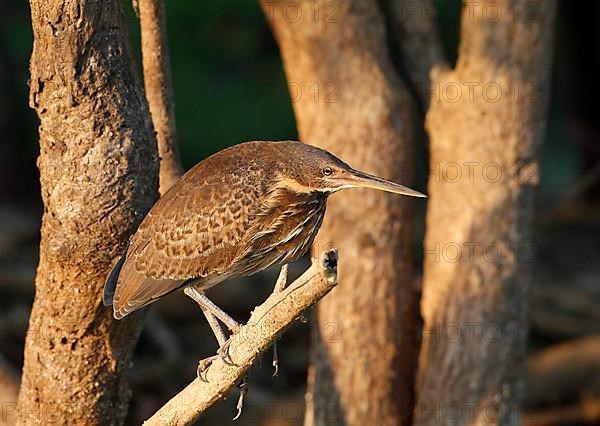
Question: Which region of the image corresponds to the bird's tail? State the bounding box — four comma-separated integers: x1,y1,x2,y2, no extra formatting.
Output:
103,255,126,307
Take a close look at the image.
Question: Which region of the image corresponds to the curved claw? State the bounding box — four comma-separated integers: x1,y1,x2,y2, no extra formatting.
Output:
197,355,218,382
233,376,248,420
218,337,236,366
272,341,279,377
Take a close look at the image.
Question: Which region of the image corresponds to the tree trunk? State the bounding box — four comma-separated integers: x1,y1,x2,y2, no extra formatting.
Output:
17,0,158,424
139,0,182,194
261,1,418,425
416,1,557,424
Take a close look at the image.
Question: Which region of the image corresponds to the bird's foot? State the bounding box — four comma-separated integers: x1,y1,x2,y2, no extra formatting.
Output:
228,322,242,334
272,340,279,377
196,332,240,381
233,375,248,420
217,335,237,366
196,354,219,382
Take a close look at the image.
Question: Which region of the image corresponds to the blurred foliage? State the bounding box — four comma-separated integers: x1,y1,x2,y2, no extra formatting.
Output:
0,0,36,160
0,0,297,176
125,0,297,167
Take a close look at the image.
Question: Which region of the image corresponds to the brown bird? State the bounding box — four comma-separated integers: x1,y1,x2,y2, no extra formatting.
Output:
103,140,425,375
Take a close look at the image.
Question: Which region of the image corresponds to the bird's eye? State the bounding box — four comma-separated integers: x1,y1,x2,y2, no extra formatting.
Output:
323,167,333,176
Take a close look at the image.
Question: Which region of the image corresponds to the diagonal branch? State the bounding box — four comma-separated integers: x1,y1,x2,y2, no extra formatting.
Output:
138,0,183,194
143,250,339,426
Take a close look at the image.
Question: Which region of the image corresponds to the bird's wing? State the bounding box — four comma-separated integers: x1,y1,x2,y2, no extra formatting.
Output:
111,158,271,318
129,180,255,279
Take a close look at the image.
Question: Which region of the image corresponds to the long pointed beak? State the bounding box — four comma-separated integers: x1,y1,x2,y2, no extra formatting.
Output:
340,169,427,198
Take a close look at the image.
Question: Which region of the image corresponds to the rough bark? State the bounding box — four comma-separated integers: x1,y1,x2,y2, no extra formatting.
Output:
17,1,159,424
139,0,182,194
416,1,557,424
144,250,338,426
261,1,418,425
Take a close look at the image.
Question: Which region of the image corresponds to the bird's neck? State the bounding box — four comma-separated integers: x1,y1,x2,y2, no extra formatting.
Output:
255,185,327,224
278,187,327,206
246,186,328,266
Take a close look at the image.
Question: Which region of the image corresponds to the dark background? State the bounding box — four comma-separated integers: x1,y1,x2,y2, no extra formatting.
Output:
1,1,599,424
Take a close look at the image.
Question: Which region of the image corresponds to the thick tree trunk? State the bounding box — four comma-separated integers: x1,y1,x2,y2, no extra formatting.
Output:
139,0,182,194
262,1,418,425
416,1,557,424
17,1,158,424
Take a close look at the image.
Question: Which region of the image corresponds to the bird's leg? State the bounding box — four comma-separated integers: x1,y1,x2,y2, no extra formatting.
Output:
202,309,228,346
185,287,241,332
272,264,288,376
194,308,227,381
184,287,241,370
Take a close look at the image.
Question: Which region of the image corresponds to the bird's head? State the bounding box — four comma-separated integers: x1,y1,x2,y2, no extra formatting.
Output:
276,142,426,198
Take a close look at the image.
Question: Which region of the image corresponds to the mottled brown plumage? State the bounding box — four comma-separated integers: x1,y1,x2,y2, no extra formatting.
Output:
103,140,425,320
